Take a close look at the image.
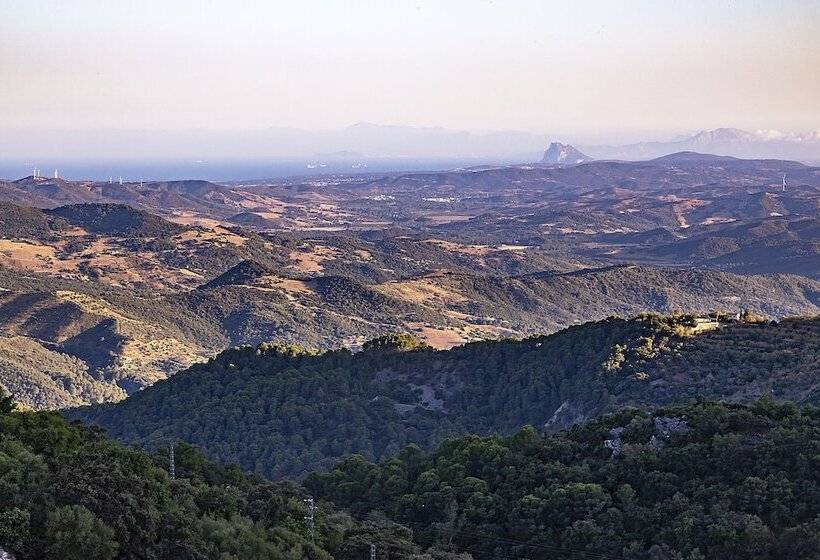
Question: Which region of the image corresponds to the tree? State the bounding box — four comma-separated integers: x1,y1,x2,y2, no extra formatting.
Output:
0,389,15,413
0,508,29,553
44,505,118,560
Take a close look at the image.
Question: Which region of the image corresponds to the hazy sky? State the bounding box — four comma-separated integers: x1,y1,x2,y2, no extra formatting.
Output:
1,0,818,139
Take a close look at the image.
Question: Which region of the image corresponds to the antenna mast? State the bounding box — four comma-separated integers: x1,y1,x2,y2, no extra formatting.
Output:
304,497,316,542
169,443,175,480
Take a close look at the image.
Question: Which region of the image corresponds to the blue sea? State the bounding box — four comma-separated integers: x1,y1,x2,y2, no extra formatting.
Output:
0,157,513,183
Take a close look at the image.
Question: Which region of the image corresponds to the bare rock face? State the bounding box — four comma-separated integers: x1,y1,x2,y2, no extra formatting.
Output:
649,416,689,451
604,427,626,457
654,416,690,438
605,416,690,457
540,143,593,165
544,400,590,431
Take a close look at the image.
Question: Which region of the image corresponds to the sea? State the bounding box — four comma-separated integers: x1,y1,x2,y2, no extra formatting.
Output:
0,157,514,183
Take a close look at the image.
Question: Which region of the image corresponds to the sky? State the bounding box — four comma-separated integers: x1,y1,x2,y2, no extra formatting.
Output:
1,0,819,143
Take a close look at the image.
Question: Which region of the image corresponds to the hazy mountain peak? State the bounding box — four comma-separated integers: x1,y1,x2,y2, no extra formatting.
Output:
690,128,753,143
540,142,593,165
582,127,820,162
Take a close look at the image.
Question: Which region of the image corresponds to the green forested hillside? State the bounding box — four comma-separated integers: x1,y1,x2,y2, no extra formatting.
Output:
0,334,126,409
0,202,69,238
307,399,820,560
7,394,820,558
69,315,820,479
46,203,187,237
622,317,820,407
0,395,462,560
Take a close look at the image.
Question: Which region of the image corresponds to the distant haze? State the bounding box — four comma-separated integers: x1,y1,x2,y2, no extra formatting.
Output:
0,124,548,160
2,124,820,181
1,1,818,141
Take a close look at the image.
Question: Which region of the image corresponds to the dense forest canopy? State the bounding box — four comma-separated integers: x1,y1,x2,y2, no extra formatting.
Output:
5,394,820,559
307,399,820,560
0,395,465,560
69,314,820,479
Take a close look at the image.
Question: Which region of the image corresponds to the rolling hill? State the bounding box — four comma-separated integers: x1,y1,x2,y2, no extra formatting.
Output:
4,260,819,411
47,203,188,237
641,217,820,278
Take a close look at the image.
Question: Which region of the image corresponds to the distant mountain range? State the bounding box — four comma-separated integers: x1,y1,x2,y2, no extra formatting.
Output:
3,125,819,170
580,128,820,163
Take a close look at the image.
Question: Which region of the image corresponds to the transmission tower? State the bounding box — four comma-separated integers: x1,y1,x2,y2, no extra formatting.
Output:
304,497,316,542
169,443,175,480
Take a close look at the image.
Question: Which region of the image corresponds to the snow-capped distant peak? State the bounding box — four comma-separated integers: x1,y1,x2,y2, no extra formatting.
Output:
689,128,820,144
690,128,754,144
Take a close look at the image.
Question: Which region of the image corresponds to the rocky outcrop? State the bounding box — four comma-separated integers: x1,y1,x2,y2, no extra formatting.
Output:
605,415,690,457
544,400,591,431
604,427,626,457
649,416,690,451
540,143,593,165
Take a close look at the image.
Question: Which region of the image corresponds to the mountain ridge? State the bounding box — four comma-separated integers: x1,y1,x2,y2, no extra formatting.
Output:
4,126,819,163
3,262,819,410
67,314,820,479
583,127,820,162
